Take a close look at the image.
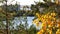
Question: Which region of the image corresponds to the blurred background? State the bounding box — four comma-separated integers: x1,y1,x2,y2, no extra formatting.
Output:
0,0,60,34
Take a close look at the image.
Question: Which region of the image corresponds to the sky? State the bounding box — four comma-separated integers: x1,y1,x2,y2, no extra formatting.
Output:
3,0,44,5
14,0,44,5
0,0,55,6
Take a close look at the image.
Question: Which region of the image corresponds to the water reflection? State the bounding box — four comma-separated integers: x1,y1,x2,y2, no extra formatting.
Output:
12,16,34,28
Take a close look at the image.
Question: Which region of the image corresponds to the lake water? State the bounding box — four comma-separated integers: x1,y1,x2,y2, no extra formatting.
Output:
12,16,35,28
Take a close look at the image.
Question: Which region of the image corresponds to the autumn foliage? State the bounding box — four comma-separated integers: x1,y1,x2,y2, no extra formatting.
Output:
33,11,60,34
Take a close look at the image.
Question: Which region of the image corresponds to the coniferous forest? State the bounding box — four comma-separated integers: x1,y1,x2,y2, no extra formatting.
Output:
0,0,60,34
